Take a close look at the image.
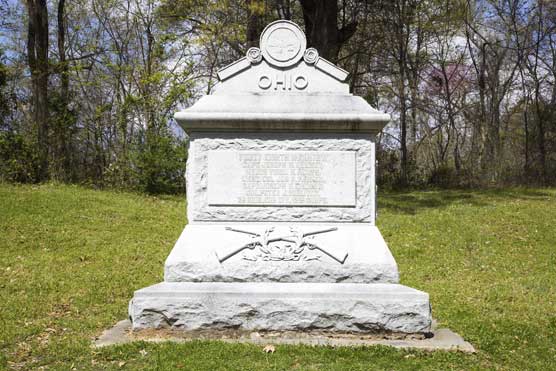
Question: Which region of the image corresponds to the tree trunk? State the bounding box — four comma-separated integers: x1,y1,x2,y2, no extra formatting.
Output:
534,84,547,182
246,0,263,48
57,0,68,103
26,0,49,181
276,0,292,20
298,0,357,62
393,0,410,186
56,0,72,181
399,83,408,186
398,45,408,185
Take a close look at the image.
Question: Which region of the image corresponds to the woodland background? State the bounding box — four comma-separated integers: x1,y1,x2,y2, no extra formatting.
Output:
0,0,555,194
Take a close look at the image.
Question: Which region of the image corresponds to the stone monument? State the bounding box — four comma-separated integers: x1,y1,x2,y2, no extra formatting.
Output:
129,20,432,334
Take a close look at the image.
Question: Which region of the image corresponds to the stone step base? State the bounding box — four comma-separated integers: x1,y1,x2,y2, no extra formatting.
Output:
129,282,432,334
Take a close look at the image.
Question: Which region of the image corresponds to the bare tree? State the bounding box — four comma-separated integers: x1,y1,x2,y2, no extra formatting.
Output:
25,0,49,181
464,0,521,182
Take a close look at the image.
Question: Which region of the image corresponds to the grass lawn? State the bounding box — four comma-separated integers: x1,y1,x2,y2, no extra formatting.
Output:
1,183,555,370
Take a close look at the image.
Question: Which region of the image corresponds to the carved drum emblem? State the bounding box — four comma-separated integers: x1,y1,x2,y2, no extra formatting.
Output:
260,20,306,68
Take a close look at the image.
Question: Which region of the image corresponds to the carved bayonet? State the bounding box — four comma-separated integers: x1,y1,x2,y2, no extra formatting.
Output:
302,227,338,237
225,227,262,237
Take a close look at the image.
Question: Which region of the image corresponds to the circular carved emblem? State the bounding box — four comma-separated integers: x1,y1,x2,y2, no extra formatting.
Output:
260,20,306,68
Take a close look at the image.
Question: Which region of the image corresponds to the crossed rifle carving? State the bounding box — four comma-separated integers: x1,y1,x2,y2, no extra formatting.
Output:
215,226,348,264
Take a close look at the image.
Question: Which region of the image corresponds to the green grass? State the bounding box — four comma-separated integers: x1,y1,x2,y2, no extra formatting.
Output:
1,183,555,370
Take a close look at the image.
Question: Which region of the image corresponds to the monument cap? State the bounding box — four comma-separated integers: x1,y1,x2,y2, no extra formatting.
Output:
174,20,391,134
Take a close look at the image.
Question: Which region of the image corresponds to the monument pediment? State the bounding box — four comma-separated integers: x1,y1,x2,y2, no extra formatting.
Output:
215,20,349,94
174,20,390,133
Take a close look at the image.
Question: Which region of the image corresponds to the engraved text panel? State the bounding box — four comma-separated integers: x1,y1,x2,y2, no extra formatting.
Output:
207,150,356,206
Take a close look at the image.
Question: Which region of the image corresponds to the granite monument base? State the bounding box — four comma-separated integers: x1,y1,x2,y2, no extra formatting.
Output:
129,282,431,334
164,223,399,283
129,223,432,334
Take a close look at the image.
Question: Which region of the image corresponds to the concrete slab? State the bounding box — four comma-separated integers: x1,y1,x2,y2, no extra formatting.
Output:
93,319,475,353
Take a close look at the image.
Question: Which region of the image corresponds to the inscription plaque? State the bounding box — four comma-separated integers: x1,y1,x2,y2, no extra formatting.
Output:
208,150,356,206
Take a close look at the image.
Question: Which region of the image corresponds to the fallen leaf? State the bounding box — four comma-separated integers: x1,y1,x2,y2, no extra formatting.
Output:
263,344,275,353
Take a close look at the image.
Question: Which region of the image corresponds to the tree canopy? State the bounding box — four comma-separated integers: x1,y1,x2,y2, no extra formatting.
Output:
0,0,555,192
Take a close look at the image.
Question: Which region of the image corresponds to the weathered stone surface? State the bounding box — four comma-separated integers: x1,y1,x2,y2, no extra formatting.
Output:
129,282,432,334
186,133,376,223
164,224,399,283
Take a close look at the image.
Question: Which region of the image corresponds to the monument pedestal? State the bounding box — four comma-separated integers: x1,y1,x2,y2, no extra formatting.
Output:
164,224,399,283
129,20,432,335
